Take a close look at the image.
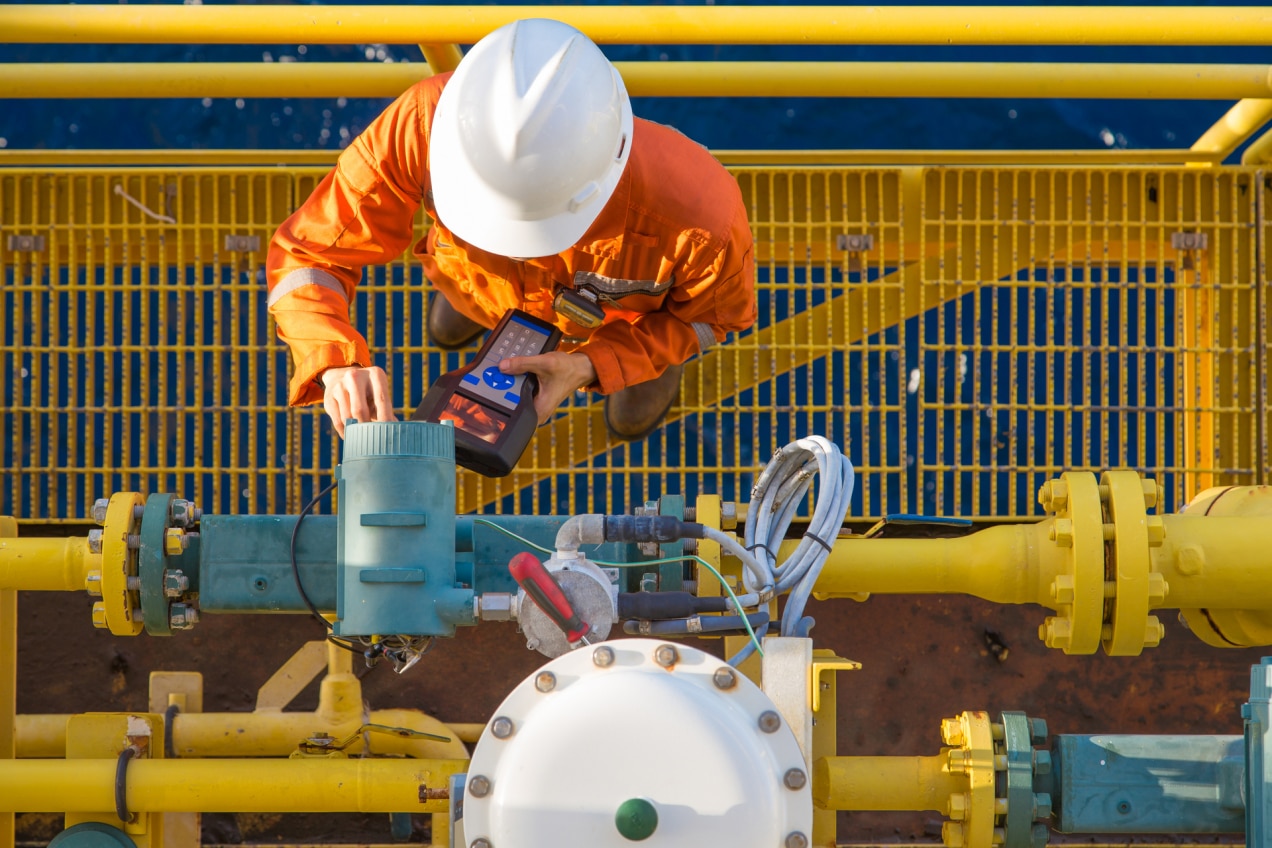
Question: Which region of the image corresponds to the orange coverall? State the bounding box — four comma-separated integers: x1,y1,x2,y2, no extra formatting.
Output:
267,73,756,407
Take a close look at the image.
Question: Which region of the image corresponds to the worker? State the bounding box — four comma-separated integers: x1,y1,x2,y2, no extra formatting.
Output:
266,18,756,442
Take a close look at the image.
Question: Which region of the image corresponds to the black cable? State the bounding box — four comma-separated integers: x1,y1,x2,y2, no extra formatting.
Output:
290,480,363,654
290,479,338,630
115,745,138,824
163,704,179,759
803,532,833,553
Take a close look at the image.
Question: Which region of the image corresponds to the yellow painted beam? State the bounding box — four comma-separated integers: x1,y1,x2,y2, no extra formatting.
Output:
1191,98,1272,159
4,6,1272,46
1243,127,1272,164
0,758,466,813
0,148,1226,167
4,62,1272,100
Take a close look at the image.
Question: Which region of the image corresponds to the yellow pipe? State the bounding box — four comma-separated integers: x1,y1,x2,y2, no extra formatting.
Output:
813,755,964,812
0,148,1227,167
1191,98,1272,158
0,536,96,592
4,62,1272,100
0,758,465,813
4,6,1272,46
808,514,1272,612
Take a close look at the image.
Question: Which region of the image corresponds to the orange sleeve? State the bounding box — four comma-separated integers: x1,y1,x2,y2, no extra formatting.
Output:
578,202,756,395
266,76,445,406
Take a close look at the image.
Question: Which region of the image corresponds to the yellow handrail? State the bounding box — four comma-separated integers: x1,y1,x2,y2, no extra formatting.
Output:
3,5,1271,46
5,61,1271,100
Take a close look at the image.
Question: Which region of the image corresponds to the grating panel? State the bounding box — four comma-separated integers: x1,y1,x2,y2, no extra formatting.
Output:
0,166,1263,523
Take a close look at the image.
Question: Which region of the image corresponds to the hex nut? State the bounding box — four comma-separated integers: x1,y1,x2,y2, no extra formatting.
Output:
477,593,514,621
783,768,807,790
535,672,556,693
593,646,615,668
758,711,781,733
1033,750,1052,776
490,717,514,739
91,498,110,524
169,603,199,631
721,501,738,530
943,821,966,848
654,644,678,668
91,601,107,629
164,528,185,556
941,717,965,746
86,528,103,554
468,775,491,798
163,570,190,599
85,571,103,597
1028,717,1048,746
948,792,967,821
713,667,737,690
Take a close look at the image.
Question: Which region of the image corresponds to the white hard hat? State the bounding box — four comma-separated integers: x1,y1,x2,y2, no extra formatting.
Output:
429,19,634,258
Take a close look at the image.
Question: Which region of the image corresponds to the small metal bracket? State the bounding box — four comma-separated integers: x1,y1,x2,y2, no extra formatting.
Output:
1171,231,1208,251
810,655,861,712
6,234,46,252
836,233,874,252
224,234,261,253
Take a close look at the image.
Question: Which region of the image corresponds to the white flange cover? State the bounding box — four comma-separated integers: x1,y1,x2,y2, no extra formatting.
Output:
463,639,812,847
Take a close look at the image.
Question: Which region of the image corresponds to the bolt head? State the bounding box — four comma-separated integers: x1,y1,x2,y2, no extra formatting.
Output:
758,710,782,733
1049,575,1075,606
91,498,110,524
784,832,809,848
163,569,190,599
490,717,514,740
163,527,185,556
85,571,102,597
534,672,556,693
942,821,966,848
1033,792,1053,820
86,528,103,554
468,775,491,798
169,603,199,631
783,768,807,790
947,792,967,821
592,646,615,668
1028,717,1048,745
940,717,965,746
713,667,737,690
1145,515,1165,547
1050,518,1074,547
91,601,107,629
1033,750,1052,776
1031,823,1050,848
947,748,969,772
654,644,678,668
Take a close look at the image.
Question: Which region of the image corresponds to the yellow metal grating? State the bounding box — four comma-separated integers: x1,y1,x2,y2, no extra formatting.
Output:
0,166,1263,523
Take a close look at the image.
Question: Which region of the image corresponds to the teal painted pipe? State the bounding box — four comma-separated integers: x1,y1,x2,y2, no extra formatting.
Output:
197,515,338,613
1054,734,1245,833
335,422,471,637
1245,658,1272,845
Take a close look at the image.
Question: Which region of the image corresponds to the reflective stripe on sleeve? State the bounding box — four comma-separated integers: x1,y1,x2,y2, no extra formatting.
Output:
692,322,716,353
267,268,349,308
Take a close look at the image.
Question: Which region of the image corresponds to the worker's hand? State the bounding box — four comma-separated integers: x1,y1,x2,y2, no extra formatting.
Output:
499,352,597,425
320,365,397,438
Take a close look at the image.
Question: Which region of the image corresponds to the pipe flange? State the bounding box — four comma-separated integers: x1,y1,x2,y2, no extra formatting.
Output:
997,712,1049,848
139,493,176,636
100,492,145,636
1100,471,1165,655
941,711,996,848
1037,472,1104,654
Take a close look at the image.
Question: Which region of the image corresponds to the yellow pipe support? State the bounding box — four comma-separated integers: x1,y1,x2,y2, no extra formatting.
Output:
4,62,1272,100
1191,98,1272,158
0,535,97,592
1242,126,1272,164
4,6,1272,46
1,519,15,848
0,758,466,813
418,43,463,74
0,148,1227,167
813,755,965,811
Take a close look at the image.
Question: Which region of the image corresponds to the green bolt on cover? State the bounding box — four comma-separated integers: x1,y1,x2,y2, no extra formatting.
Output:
615,797,658,841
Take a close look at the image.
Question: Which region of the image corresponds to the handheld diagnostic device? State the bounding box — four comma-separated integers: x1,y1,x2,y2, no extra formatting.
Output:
413,309,562,477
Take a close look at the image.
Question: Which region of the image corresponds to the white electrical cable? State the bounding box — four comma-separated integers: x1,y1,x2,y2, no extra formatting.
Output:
743,436,855,637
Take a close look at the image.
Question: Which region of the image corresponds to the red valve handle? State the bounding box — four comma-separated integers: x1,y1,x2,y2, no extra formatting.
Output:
508,552,591,644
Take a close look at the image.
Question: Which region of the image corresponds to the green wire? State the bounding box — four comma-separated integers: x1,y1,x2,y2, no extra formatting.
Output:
471,518,765,657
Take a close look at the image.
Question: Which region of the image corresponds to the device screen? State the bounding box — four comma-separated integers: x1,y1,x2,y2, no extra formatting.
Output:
440,393,508,445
